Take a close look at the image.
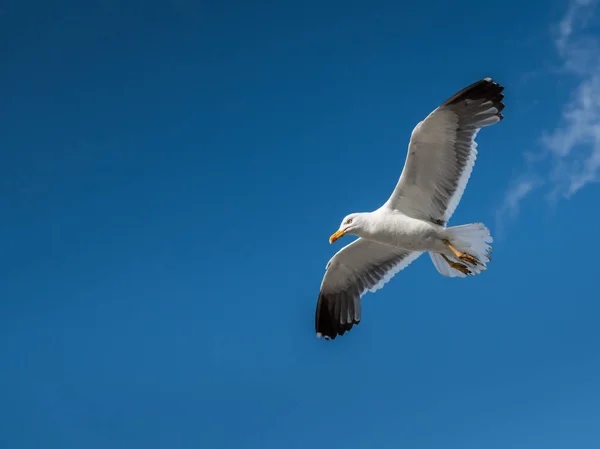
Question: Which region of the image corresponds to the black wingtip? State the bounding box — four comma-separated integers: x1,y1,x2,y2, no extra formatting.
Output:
315,292,359,340
442,77,505,110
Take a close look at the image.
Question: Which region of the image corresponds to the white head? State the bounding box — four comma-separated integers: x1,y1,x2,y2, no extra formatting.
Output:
329,213,369,244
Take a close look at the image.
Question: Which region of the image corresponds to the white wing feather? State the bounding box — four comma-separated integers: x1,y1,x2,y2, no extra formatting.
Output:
384,78,505,225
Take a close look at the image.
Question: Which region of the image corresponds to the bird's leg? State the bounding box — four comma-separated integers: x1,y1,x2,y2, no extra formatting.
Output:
442,239,480,266
440,254,471,276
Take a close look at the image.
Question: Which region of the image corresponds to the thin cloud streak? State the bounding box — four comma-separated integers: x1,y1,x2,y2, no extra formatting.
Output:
495,177,541,236
499,178,540,219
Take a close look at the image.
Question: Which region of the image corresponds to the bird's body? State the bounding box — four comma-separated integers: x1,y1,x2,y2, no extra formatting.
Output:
347,210,444,252
315,77,505,340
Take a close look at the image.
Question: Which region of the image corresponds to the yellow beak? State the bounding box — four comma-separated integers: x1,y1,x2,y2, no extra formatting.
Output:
329,229,346,244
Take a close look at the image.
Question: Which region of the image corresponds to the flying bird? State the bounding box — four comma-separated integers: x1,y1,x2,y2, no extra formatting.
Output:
315,77,505,340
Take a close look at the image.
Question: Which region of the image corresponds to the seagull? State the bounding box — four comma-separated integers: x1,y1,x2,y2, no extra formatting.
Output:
315,77,504,340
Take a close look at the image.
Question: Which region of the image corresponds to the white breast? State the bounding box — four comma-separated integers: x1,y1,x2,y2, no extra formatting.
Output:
366,210,440,251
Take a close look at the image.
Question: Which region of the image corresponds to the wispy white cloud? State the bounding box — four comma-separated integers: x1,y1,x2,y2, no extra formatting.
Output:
555,0,597,59
500,0,600,221
542,75,600,198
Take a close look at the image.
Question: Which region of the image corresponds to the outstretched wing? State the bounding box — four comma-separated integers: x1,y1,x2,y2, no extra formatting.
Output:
384,78,505,225
315,238,422,340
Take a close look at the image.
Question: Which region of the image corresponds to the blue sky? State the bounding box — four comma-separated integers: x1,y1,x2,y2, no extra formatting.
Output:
2,0,600,448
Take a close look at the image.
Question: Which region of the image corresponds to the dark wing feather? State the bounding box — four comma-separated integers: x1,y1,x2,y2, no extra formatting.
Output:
315,238,422,340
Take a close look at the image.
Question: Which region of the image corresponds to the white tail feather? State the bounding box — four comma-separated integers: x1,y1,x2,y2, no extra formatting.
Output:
429,222,493,278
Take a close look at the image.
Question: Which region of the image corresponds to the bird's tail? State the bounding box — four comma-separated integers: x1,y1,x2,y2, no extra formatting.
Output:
429,223,493,278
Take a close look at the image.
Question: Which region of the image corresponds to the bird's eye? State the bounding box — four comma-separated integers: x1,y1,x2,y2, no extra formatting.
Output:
345,218,353,225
